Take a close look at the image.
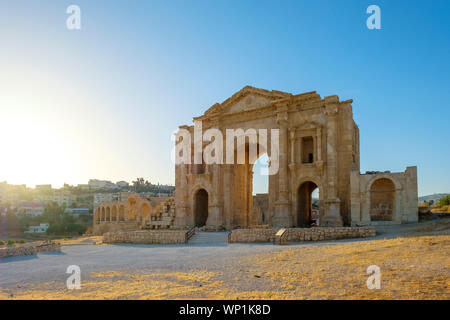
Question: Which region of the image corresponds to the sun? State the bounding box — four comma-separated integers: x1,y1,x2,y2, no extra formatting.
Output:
0,115,73,187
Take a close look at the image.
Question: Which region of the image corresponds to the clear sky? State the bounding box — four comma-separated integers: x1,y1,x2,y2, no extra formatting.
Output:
0,0,448,196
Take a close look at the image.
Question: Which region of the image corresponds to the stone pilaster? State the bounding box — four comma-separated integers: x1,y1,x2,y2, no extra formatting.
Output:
223,165,233,229
322,100,343,226
273,109,292,227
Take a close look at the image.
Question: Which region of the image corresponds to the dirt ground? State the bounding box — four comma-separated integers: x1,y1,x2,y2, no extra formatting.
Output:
0,217,448,300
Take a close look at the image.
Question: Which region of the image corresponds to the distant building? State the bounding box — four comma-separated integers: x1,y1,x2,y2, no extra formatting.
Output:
89,179,118,190
0,183,26,205
17,202,46,216
35,190,75,207
0,182,6,204
116,181,129,188
93,193,118,210
65,208,90,217
25,223,49,234
35,184,52,191
157,193,170,197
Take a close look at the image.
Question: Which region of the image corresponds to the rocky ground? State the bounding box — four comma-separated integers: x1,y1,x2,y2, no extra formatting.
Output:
0,217,448,299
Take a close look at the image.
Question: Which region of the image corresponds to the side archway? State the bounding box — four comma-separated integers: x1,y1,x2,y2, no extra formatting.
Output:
193,188,209,227
296,181,319,227
141,203,150,222
369,178,395,221
119,205,125,221
112,206,117,222
106,207,111,221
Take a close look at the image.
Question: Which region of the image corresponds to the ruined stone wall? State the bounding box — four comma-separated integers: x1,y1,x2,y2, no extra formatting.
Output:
229,226,375,243
283,227,375,242
94,196,177,235
350,166,418,225
103,230,189,244
93,221,138,236
228,228,277,243
0,241,61,259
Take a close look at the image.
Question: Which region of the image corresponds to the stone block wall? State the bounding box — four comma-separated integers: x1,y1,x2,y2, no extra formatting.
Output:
103,230,189,244
93,221,138,236
282,227,376,242
229,226,376,243
0,240,61,259
228,228,277,243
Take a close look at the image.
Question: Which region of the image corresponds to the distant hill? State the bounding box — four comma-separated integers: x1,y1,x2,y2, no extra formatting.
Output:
419,193,449,203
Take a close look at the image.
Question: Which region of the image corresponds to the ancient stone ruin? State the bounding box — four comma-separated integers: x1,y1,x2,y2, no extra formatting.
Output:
93,193,176,235
173,86,418,229
0,240,61,259
94,86,418,236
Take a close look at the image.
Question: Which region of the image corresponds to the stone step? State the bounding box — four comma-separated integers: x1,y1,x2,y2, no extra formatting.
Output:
188,231,229,244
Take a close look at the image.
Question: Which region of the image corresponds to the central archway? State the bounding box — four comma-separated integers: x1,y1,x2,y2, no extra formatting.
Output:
251,153,269,225
297,181,319,227
194,189,208,227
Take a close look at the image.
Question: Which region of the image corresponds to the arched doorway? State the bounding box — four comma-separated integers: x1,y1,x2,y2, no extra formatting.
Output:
119,205,125,221
141,203,150,222
112,206,117,222
370,178,395,221
251,153,269,225
106,207,111,221
127,198,137,221
194,189,208,227
297,181,319,227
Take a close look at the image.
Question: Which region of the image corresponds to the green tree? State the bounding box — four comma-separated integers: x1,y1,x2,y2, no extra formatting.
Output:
439,195,450,207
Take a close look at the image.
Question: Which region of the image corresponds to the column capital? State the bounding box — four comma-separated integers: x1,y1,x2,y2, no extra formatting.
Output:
324,104,339,116
276,110,288,126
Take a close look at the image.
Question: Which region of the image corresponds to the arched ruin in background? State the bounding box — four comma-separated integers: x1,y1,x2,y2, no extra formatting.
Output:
112,206,117,222
141,203,150,222
127,197,137,221
119,205,125,221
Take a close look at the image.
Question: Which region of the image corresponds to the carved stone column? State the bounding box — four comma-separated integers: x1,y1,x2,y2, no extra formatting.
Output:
317,127,322,161
223,164,233,229
247,169,254,226
322,101,343,226
273,109,292,227
289,129,295,166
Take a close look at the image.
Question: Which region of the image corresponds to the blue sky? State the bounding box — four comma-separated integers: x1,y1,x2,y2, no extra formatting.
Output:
0,0,448,196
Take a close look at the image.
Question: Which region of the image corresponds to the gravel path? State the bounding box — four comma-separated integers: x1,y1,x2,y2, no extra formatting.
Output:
1,217,447,290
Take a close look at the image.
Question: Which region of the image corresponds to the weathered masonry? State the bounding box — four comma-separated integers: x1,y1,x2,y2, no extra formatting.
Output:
93,193,176,235
174,86,418,229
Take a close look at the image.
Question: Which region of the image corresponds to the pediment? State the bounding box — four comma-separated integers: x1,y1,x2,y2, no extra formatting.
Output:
223,93,274,114
201,86,290,118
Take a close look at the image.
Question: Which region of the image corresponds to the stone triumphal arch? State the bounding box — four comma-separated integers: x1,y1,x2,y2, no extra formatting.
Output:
174,86,418,229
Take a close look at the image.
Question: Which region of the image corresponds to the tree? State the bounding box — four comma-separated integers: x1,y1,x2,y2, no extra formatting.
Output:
439,195,450,207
